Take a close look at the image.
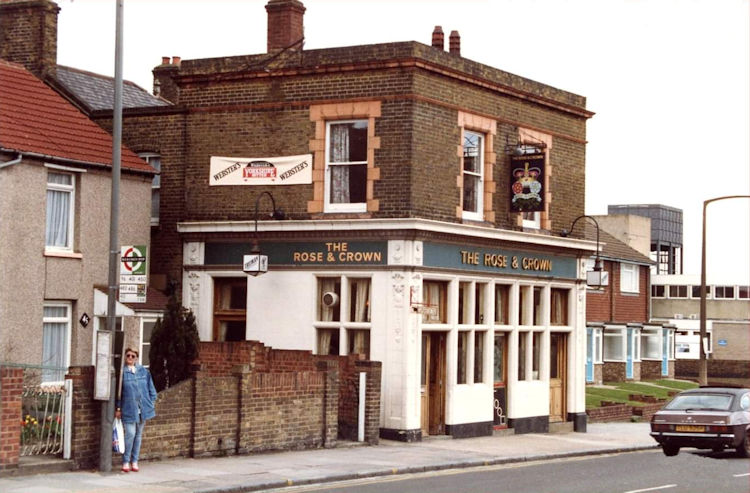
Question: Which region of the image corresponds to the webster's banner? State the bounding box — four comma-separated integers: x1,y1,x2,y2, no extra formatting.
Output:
209,154,313,186
509,153,545,212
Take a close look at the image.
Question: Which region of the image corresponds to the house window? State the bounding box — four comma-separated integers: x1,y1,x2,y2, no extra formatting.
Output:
550,288,569,326
738,286,749,299
422,281,448,324
45,172,75,251
494,284,510,324
532,332,542,380
139,154,161,226
669,285,688,298
140,317,160,368
474,331,486,383
457,330,469,384
212,278,247,341
315,276,371,356
325,120,368,212
714,286,735,299
462,130,484,220
42,302,71,382
652,285,665,298
620,264,639,293
603,328,625,361
641,329,662,359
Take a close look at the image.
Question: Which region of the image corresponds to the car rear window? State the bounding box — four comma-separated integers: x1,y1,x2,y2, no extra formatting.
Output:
665,393,733,411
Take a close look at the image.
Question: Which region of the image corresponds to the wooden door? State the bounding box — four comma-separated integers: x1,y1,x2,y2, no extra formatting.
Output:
493,333,508,429
549,333,567,422
420,332,446,436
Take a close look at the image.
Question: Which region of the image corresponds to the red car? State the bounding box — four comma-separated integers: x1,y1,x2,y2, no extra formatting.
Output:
650,387,750,457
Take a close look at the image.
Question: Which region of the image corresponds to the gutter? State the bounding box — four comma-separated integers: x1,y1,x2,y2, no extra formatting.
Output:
0,153,22,170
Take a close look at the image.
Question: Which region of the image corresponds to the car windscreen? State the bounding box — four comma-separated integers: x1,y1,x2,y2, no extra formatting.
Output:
664,393,733,411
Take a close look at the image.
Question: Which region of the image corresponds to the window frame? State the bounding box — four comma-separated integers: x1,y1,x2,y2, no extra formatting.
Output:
139,153,161,226
714,285,735,299
324,119,368,213
461,130,484,221
314,275,372,356
212,277,248,342
620,263,640,294
45,171,76,252
139,315,161,368
42,301,72,382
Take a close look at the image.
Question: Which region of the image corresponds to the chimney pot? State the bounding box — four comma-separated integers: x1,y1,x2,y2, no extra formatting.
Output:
432,26,444,50
172,56,181,67
449,30,461,56
266,0,306,53
161,56,170,65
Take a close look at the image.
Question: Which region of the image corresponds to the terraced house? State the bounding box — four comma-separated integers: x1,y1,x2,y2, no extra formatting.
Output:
5,0,601,440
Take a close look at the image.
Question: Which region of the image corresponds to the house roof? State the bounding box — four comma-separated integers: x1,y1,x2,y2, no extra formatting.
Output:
0,60,153,173
55,65,170,112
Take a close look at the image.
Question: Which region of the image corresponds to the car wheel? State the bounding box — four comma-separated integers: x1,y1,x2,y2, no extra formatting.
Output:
736,430,750,458
662,444,680,456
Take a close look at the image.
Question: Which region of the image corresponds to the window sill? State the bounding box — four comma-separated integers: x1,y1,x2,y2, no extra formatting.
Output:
44,250,82,259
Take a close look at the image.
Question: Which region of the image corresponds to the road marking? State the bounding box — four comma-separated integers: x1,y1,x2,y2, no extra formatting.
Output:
624,485,677,493
734,473,750,477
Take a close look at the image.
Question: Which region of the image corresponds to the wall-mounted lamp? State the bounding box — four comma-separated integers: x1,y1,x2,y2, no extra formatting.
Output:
244,191,285,277
561,215,608,289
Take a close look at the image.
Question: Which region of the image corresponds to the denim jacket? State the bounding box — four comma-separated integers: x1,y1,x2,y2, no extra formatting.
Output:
117,364,157,423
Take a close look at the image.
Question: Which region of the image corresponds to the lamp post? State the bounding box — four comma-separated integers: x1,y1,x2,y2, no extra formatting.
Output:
698,195,750,386
244,192,285,276
561,215,608,289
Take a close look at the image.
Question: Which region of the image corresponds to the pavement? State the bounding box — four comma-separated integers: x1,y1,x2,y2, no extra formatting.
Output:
0,422,657,493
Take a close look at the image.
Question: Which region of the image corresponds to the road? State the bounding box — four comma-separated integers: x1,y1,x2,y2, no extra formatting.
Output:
272,449,750,493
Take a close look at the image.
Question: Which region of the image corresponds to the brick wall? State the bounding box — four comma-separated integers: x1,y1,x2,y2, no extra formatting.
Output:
587,262,649,324
140,378,194,460
676,359,750,380
0,367,23,471
587,403,631,422
65,366,101,470
0,0,59,79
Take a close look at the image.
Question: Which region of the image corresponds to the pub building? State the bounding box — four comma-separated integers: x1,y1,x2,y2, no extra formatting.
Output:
112,1,595,439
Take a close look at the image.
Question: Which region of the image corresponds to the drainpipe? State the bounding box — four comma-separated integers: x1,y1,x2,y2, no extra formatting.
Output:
0,153,23,170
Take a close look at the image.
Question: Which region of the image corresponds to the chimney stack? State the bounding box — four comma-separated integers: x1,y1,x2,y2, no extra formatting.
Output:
0,0,60,78
449,30,461,56
266,0,306,53
431,26,444,50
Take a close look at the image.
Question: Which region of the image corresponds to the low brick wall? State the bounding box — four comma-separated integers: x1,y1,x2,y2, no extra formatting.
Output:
66,366,102,470
0,368,23,472
587,403,631,422
632,402,664,420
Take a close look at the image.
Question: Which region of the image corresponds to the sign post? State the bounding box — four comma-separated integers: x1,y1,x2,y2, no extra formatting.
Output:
119,245,147,303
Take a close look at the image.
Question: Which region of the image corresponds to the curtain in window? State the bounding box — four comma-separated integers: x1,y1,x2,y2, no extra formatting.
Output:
45,175,71,247
319,278,336,321
330,125,350,203
351,330,367,355
495,286,507,324
42,306,68,382
318,330,332,355
353,279,370,322
551,289,566,325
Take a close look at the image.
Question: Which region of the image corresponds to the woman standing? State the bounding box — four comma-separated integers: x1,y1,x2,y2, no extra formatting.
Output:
115,348,157,472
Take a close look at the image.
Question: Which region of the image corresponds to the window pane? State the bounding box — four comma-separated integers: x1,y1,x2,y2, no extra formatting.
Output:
422,281,447,324
318,278,341,322
533,287,543,325
42,304,69,382
652,285,665,297
550,289,568,325
739,286,749,299
532,332,541,380
347,329,370,359
317,328,339,355
493,334,505,382
458,282,471,324
475,284,486,324
474,331,485,383
463,175,479,213
457,331,468,384
141,320,156,367
151,188,160,219
48,172,72,186
604,331,624,361
518,332,527,380
329,163,366,204
463,132,481,173
329,122,367,162
495,285,509,324
349,278,371,322
45,189,71,247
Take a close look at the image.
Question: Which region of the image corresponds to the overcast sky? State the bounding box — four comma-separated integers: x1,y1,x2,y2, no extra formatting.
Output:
55,0,750,283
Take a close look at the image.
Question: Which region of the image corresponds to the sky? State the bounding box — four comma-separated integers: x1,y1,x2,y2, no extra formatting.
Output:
55,0,750,283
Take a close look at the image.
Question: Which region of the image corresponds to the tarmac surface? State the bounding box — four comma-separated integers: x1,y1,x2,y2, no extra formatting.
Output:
0,422,656,493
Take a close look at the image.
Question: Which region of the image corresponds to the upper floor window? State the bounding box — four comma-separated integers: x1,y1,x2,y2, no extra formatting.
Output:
714,285,735,299
139,154,161,226
669,285,688,298
325,120,367,213
738,286,749,299
620,263,639,293
691,285,710,299
652,285,665,298
462,130,484,220
45,172,75,251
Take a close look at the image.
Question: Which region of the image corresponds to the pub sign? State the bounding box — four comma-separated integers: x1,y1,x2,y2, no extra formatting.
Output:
509,153,545,212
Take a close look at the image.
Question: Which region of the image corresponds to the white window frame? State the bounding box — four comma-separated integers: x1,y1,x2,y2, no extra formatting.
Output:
324,119,368,213
593,327,603,364
139,315,162,368
738,286,750,300
522,211,541,229
620,263,639,293
462,130,484,221
42,301,72,382
45,171,75,252
714,285,735,299
603,327,626,362
139,153,161,226
314,275,372,356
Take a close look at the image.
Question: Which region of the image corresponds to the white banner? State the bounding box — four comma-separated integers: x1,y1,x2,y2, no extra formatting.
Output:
210,154,313,186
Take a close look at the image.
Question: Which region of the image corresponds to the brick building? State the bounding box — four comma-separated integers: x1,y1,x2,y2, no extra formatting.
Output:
6,0,601,439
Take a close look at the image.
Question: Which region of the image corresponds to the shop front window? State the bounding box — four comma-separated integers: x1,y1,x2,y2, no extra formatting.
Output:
213,277,247,341
315,276,371,356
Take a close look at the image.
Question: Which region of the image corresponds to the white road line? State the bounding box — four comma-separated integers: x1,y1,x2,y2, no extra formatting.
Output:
624,485,677,493
734,473,750,477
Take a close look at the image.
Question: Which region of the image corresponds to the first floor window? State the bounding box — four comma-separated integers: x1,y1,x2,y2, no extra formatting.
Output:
45,172,75,250
669,285,688,298
326,120,368,211
620,263,639,293
139,153,161,225
522,211,540,229
652,285,665,298
739,286,750,299
213,278,247,341
462,130,484,219
42,302,71,382
714,286,735,299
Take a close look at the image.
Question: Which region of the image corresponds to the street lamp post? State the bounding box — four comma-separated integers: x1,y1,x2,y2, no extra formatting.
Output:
698,195,750,386
561,215,608,289
244,192,285,277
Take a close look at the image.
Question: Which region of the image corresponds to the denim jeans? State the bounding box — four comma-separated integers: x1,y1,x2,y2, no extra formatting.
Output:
123,419,146,464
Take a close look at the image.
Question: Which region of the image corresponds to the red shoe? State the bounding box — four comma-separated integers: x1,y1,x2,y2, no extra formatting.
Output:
121,463,130,473
131,462,139,472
